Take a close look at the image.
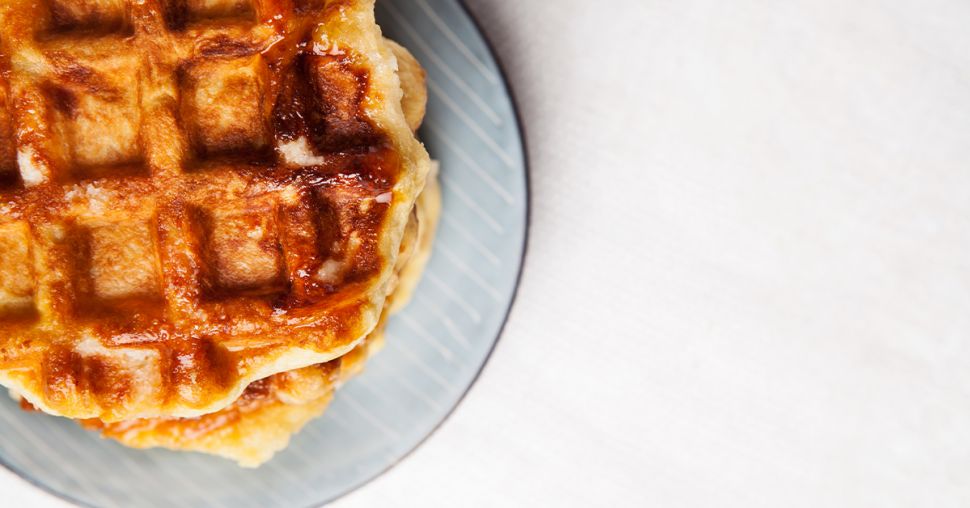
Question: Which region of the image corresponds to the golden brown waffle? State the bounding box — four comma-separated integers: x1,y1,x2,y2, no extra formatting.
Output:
0,0,431,421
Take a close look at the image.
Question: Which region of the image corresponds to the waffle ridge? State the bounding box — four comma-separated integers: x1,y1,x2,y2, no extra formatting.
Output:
0,0,430,421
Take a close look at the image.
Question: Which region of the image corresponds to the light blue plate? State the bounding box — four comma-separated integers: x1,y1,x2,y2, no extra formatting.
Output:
0,1,528,506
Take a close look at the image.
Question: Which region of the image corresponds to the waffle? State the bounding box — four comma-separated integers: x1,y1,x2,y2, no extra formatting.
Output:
74,42,437,467
0,0,431,422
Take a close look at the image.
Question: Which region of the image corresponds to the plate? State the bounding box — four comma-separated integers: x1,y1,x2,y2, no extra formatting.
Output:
0,1,529,506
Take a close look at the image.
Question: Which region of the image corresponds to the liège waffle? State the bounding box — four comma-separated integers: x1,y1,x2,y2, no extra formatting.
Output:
0,0,431,422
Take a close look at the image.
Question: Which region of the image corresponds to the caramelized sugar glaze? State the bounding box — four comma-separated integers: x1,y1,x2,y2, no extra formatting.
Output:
0,0,430,421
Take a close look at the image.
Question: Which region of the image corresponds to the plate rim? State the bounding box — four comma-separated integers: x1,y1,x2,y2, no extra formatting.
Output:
0,1,532,506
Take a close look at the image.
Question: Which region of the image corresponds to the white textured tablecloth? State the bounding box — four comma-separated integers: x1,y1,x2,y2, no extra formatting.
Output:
6,0,970,505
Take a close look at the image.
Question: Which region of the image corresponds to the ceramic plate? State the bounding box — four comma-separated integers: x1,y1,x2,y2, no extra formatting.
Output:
0,0,528,506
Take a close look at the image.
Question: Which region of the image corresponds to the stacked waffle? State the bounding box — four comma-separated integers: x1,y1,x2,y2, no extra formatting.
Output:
0,0,439,466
